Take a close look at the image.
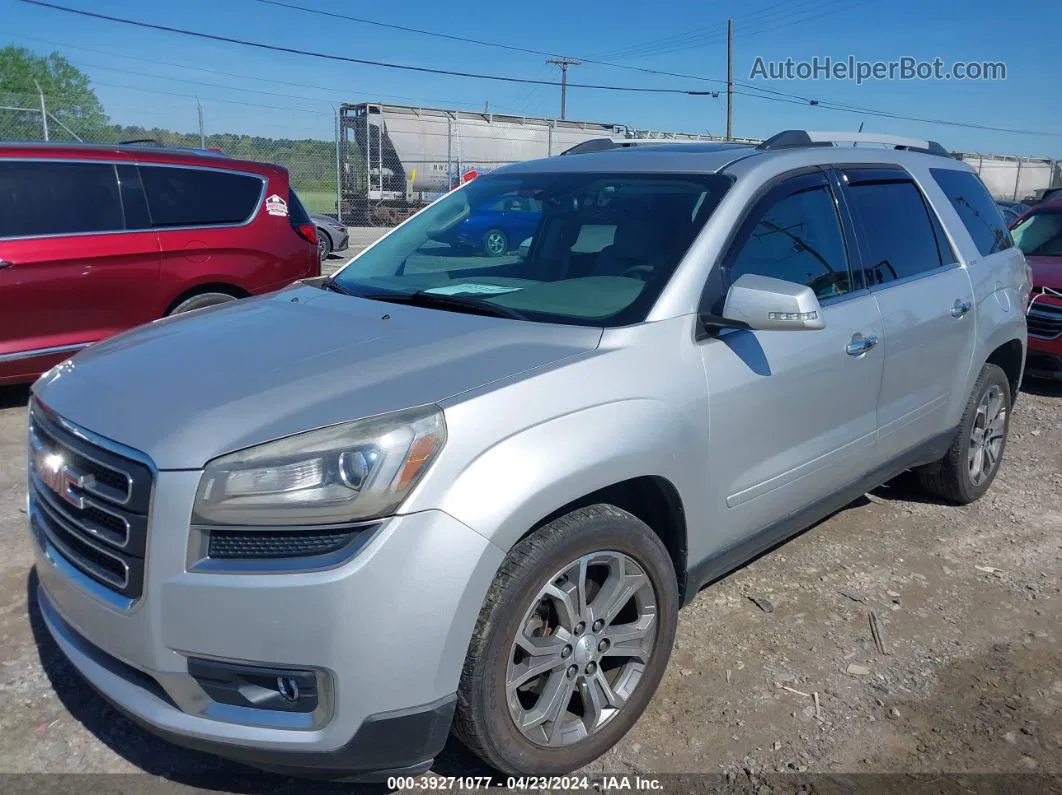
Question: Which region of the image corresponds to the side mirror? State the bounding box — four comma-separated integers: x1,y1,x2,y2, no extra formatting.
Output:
518,237,532,259
714,273,825,331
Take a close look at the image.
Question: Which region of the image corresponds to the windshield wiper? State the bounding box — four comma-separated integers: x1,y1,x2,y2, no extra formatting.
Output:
361,291,529,321
320,276,352,295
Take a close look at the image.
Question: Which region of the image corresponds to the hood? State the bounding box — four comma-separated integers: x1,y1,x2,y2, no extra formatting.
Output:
33,284,602,469
1026,255,1062,290
311,214,344,228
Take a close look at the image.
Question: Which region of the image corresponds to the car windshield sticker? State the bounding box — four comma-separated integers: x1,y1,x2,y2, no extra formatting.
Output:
265,194,289,217
423,283,523,296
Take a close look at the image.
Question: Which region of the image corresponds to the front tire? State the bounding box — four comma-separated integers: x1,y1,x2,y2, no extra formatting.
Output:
918,363,1012,504
453,505,677,775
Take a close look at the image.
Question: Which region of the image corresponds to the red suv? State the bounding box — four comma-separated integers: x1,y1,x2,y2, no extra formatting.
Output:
1010,199,1062,380
0,143,319,385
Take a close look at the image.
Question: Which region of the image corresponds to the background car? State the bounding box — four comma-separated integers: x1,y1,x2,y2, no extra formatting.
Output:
996,201,1027,225
1020,186,1062,206
0,142,319,385
311,213,348,261
428,193,542,256
1010,199,1062,379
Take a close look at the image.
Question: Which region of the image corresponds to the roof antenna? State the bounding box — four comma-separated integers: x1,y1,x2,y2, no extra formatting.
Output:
854,121,864,147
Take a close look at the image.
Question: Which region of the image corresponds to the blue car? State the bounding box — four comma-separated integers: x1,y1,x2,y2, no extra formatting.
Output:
432,193,542,257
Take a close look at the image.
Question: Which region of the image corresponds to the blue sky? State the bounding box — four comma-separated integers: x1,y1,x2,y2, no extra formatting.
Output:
3,0,1060,156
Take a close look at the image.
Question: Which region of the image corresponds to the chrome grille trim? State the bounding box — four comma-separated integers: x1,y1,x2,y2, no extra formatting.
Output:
27,401,155,603
30,502,130,590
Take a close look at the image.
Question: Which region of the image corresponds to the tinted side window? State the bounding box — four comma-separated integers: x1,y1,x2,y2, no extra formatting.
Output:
930,168,1013,256
139,166,263,227
845,179,942,285
287,188,311,226
0,161,123,238
728,184,852,300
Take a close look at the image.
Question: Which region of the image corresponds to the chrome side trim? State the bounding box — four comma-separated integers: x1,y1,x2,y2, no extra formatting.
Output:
867,261,963,293
0,342,90,364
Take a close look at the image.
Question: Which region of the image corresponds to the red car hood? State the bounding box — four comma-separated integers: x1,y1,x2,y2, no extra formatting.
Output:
1026,255,1062,290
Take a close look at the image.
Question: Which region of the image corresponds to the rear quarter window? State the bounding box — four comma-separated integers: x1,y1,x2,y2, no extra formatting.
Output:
138,166,264,228
0,160,123,238
930,168,1013,257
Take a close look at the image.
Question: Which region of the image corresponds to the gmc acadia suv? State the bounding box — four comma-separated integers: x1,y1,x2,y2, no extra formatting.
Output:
26,130,1029,780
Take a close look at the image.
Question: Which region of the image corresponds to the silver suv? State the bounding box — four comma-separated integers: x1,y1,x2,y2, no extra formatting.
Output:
28,130,1029,779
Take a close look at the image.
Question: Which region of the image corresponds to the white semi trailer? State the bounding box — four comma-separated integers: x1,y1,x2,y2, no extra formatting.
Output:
337,102,715,225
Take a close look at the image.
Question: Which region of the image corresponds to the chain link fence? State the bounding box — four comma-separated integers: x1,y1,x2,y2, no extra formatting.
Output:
2,94,1060,222
0,91,341,216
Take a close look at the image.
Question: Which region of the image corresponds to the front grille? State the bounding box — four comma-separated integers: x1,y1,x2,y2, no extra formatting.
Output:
206,526,364,559
28,404,153,600
1028,292,1062,339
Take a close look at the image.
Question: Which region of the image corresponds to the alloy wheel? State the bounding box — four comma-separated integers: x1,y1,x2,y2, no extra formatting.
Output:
485,231,507,256
968,384,1006,486
505,551,658,748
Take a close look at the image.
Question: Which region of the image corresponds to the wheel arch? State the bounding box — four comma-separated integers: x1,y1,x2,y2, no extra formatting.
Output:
985,337,1025,402
164,282,250,316
316,224,336,249
519,476,689,604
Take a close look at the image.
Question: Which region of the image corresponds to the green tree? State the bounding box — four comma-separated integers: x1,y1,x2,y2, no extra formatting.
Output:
0,45,109,141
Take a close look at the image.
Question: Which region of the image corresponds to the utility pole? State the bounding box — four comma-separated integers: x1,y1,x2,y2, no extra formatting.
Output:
196,95,205,148
546,58,581,120
726,19,733,140
34,79,49,141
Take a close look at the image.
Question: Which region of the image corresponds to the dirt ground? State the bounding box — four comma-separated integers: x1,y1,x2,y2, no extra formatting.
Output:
0,378,1059,794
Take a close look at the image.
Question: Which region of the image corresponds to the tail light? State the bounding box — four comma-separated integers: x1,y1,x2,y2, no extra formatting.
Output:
295,222,317,246
1022,262,1034,313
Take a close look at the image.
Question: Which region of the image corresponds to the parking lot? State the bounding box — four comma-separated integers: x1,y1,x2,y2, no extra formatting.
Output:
0,372,1058,790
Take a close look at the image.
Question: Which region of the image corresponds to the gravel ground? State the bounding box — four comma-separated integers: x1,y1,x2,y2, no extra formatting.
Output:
0,375,1059,794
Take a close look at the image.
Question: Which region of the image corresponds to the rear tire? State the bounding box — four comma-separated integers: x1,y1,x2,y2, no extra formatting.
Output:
166,291,239,316
483,229,508,257
918,363,1011,504
453,504,678,775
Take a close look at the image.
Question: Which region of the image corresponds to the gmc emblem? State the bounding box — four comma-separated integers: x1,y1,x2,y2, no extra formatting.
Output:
32,446,86,510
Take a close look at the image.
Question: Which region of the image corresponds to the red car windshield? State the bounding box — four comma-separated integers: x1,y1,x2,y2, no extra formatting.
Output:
1012,209,1062,257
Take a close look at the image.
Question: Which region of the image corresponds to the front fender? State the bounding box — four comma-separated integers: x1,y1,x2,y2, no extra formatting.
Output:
407,397,701,554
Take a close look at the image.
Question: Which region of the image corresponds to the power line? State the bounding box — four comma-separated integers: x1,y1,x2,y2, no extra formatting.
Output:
16,1,704,96
249,0,729,89
15,0,1062,140
247,0,1048,138
590,0,848,60
2,30,528,114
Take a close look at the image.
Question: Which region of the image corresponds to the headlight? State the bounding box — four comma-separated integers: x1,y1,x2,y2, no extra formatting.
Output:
193,405,445,526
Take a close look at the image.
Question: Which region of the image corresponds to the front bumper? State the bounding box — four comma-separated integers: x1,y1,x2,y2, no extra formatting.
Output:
34,478,503,780
1027,333,1062,381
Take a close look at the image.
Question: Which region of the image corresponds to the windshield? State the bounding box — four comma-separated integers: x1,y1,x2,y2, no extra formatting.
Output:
1011,210,1062,257
332,172,731,326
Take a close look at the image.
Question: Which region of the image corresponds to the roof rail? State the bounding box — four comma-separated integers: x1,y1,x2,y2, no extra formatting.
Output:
757,130,950,156
559,137,673,156
559,137,746,156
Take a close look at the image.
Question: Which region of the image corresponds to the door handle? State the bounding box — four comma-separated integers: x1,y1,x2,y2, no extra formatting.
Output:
846,334,879,356
0,260,12,270
951,299,971,318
